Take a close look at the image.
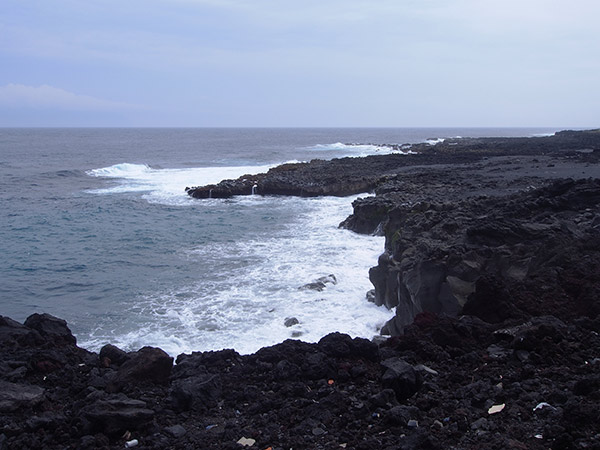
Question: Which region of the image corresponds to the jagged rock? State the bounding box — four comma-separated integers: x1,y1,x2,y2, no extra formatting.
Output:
462,275,515,323
99,344,130,366
299,274,337,292
284,317,299,327
366,178,600,336
164,424,187,438
0,315,43,347
23,313,76,345
385,405,420,425
340,196,395,234
318,333,379,361
110,346,173,390
169,375,222,411
380,358,420,401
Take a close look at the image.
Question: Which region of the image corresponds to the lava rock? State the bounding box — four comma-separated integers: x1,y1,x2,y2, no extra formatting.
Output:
23,313,76,345
380,358,421,401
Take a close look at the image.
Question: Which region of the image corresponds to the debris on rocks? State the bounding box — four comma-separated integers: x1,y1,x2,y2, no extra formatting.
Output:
237,436,256,447
488,404,506,415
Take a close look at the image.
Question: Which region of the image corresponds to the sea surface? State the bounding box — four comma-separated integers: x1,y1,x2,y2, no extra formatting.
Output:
0,127,558,355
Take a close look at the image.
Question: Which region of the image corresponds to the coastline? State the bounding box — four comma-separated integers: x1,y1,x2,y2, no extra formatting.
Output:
2,129,600,449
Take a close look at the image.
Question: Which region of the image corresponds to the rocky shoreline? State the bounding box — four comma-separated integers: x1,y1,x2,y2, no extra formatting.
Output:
2,130,600,449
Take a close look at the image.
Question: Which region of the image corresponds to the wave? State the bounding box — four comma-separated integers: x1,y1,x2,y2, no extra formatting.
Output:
87,162,152,178
306,142,413,157
86,162,276,205
78,195,393,355
424,138,446,145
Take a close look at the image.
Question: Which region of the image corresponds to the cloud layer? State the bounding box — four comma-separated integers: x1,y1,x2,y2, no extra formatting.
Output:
0,84,139,111
0,0,598,126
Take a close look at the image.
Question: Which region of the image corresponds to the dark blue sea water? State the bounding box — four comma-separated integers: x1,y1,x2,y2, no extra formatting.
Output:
0,127,558,354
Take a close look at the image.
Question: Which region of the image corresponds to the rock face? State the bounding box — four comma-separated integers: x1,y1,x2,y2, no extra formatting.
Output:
363,178,600,335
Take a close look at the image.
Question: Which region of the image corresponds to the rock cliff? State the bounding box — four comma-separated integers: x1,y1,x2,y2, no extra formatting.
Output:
363,178,600,335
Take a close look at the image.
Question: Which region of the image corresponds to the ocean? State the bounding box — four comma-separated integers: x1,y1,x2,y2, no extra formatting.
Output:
0,127,558,355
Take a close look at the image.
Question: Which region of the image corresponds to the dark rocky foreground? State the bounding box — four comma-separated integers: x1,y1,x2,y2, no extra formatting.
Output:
3,130,600,449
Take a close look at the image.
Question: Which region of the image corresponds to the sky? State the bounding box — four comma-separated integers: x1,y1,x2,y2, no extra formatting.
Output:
0,0,599,127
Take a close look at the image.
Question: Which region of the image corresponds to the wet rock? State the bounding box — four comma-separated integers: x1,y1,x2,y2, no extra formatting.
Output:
340,196,395,234
299,274,337,292
284,317,299,327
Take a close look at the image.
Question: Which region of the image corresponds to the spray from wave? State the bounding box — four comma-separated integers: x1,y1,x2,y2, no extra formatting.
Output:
86,163,276,205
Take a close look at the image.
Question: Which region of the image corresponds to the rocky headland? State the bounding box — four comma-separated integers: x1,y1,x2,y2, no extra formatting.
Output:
2,130,600,449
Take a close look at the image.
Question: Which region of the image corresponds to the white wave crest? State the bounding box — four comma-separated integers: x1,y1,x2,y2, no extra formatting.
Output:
425,138,446,145
307,142,410,157
86,162,276,205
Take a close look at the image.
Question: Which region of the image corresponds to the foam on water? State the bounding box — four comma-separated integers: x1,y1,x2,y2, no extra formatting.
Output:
425,138,446,145
78,194,393,356
307,142,401,156
87,162,276,205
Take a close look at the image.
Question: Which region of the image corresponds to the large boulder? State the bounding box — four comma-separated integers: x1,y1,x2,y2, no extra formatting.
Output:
109,346,173,391
24,313,76,345
0,316,43,348
380,358,421,401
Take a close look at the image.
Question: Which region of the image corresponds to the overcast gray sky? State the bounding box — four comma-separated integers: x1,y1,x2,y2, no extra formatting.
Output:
1,0,598,127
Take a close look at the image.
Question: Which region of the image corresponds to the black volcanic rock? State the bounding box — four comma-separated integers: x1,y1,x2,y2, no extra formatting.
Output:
187,129,600,200
23,313,76,345
368,178,600,335
109,346,173,391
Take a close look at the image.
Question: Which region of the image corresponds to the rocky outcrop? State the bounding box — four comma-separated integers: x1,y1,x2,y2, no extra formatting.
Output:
361,178,600,335
186,129,600,200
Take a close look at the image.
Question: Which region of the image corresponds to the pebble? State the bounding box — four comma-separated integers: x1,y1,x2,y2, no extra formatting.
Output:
237,437,256,447
488,404,505,415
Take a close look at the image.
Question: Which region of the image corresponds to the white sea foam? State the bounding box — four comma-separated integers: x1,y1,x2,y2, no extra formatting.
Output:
307,142,402,156
425,138,446,145
79,195,393,356
86,162,276,205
